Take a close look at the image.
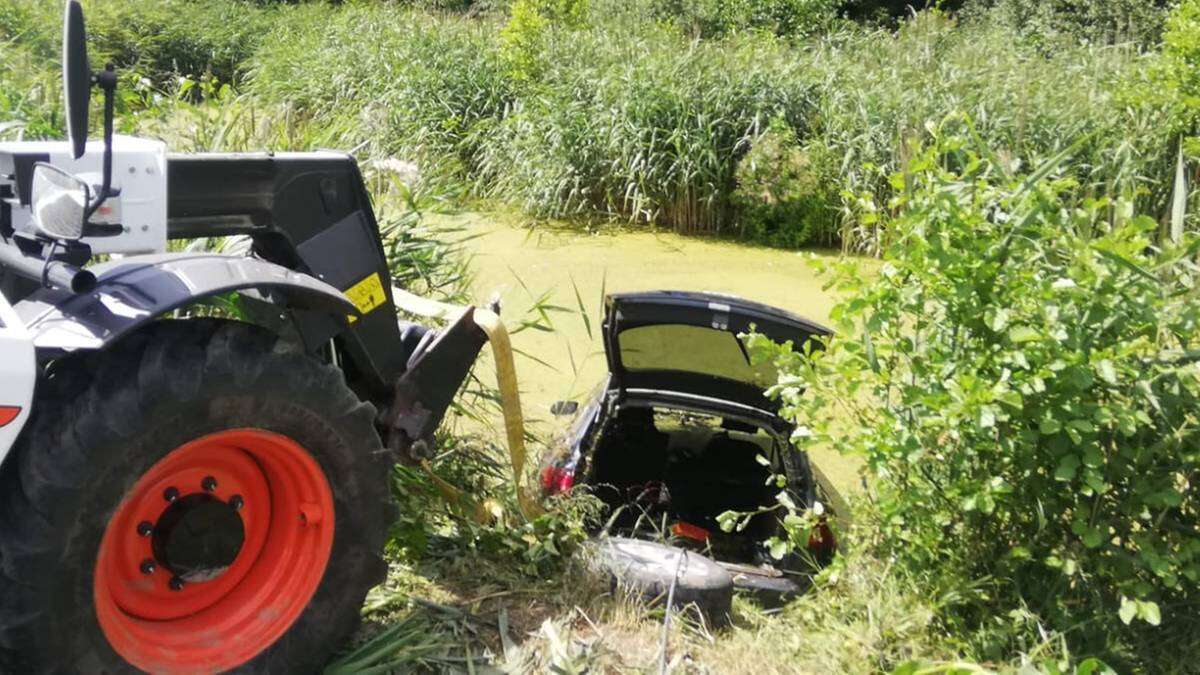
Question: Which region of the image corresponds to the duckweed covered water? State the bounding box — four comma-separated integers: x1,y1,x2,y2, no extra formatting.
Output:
435,212,864,495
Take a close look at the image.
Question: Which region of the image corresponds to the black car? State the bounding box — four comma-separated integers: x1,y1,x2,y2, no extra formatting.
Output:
541,291,843,597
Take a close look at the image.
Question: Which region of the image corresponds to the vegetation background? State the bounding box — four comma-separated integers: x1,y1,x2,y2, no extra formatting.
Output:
2,0,1199,672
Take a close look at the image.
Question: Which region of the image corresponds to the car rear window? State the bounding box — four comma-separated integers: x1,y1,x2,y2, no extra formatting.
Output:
617,324,778,386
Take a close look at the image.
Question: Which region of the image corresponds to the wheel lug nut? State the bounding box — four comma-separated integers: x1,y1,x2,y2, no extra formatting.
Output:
168,576,184,591
139,559,156,575
137,521,153,537
201,476,218,492
229,494,244,510
163,487,179,502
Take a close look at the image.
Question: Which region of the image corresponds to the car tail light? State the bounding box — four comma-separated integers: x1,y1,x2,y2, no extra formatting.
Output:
807,517,836,556
0,406,20,427
671,521,710,542
540,465,575,495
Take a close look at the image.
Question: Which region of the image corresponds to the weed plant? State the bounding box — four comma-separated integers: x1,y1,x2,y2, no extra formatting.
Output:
240,2,1180,250
752,121,1200,671
3,1,1185,250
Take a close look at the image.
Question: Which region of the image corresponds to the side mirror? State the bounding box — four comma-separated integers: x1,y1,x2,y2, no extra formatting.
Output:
63,0,91,160
31,163,90,241
550,400,579,417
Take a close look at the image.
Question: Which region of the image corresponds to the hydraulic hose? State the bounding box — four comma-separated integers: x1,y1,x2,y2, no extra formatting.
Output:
390,286,541,520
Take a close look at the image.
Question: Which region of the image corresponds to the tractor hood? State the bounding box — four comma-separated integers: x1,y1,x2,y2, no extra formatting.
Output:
602,291,830,413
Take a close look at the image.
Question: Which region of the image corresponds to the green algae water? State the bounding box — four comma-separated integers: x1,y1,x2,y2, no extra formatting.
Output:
434,212,865,495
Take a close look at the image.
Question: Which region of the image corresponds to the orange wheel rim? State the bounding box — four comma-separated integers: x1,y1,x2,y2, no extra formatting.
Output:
94,429,335,673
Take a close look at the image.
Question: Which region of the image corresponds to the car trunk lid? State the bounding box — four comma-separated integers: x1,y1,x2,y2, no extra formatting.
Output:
602,291,830,412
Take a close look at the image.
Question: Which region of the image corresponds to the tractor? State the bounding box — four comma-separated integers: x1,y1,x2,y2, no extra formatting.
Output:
0,2,515,671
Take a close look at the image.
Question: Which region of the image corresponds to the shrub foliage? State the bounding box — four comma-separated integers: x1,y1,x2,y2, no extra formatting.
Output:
732,118,840,246
1156,0,1200,155
971,0,1172,47
650,0,838,37
750,123,1200,667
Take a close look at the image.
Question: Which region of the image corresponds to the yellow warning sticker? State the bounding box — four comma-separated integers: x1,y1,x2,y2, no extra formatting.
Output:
344,272,386,323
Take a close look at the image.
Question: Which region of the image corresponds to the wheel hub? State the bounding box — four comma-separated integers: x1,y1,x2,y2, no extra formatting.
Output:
151,493,245,583
94,429,336,673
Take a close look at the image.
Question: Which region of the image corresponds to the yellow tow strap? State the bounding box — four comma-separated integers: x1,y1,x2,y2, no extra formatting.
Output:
390,287,541,520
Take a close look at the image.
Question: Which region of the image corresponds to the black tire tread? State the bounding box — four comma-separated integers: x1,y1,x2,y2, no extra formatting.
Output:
0,319,394,673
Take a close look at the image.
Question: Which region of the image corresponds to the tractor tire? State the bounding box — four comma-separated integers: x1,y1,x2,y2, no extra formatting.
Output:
0,319,394,674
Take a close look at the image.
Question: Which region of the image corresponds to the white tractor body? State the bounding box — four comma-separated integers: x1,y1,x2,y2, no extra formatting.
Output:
0,293,36,464
0,136,168,254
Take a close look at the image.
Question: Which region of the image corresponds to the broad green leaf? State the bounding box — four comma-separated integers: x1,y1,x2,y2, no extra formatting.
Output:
1139,600,1162,627
1119,597,1137,625
1009,326,1041,343
1054,455,1080,482
1068,419,1095,433
989,308,1010,331
979,406,996,428
769,539,789,560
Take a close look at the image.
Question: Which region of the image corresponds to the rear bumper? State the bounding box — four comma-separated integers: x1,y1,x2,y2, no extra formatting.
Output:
0,293,36,466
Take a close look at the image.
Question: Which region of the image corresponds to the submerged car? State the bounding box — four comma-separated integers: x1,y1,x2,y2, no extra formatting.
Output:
541,291,843,600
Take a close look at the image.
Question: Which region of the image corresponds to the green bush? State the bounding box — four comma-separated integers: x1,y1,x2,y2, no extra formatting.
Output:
478,30,816,232
498,0,589,84
649,0,838,37
0,0,58,59
806,11,1174,253
249,6,511,182
1155,0,1200,152
841,0,963,25
750,122,1200,668
732,119,840,247
0,0,273,83
0,39,62,141
395,0,507,11
967,0,1173,47
9,0,1179,249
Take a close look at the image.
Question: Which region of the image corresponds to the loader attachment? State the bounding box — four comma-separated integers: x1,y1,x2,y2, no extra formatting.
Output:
387,286,542,519
384,306,488,464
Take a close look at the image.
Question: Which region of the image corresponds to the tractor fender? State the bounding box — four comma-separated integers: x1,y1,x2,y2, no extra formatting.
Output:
13,252,357,352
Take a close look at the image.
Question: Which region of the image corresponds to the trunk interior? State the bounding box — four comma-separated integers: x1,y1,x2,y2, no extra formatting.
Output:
586,406,789,564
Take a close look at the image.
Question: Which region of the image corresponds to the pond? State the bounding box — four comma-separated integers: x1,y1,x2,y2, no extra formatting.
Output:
435,211,863,495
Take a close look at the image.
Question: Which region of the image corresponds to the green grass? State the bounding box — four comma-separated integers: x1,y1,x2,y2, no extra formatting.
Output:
332,521,1080,673
4,0,1182,251
0,38,62,141
234,1,1180,251
247,6,511,185
803,11,1175,252
0,0,274,82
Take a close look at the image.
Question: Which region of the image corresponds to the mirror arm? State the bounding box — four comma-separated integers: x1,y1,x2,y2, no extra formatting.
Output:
85,64,117,222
